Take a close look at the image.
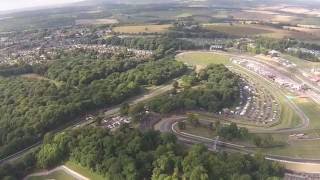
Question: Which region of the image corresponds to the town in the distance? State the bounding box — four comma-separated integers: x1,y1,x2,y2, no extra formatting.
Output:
1,0,320,179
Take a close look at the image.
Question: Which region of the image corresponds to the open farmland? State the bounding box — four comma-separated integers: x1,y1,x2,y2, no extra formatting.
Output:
75,18,119,25
231,10,296,23
113,24,171,34
284,26,320,39
203,23,320,42
203,23,274,36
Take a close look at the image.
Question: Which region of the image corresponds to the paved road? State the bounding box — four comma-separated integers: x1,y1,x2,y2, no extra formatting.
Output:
179,51,311,132
154,116,320,173
229,65,310,133
213,50,320,105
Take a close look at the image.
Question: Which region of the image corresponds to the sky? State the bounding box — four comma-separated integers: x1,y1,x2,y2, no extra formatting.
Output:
1,0,320,12
0,0,85,11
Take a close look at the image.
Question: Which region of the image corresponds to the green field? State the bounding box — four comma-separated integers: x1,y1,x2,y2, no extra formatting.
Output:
181,122,217,139
27,170,75,180
66,161,105,180
20,73,63,87
264,139,320,159
293,97,320,129
177,13,193,18
27,162,104,180
282,54,320,69
176,52,230,68
113,24,171,34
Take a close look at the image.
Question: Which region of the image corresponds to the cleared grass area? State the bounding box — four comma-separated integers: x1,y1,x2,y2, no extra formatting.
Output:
281,160,320,173
27,170,75,180
20,73,63,87
264,139,320,159
176,52,230,72
113,24,171,34
181,123,217,139
293,97,320,129
252,132,320,159
282,54,320,69
20,73,51,80
75,18,119,25
177,13,193,18
65,161,105,180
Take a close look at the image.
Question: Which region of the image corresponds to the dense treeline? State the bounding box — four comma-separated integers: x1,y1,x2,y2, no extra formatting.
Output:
0,64,33,77
0,151,37,180
45,47,139,61
0,59,186,159
46,58,143,86
287,49,319,62
0,63,50,77
147,64,239,113
169,20,229,39
254,37,295,52
251,37,320,62
104,36,196,56
0,127,284,180
217,122,249,140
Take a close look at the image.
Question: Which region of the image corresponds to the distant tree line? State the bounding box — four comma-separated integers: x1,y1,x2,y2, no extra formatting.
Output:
287,49,319,62
0,64,33,77
104,35,196,57
45,58,143,86
247,37,320,62
169,18,230,39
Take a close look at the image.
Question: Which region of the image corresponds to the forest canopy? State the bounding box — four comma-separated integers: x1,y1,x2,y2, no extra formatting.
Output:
0,127,284,180
0,58,187,159
148,64,240,113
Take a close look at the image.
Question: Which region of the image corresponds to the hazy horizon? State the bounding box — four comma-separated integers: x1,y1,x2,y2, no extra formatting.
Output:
1,0,320,12
0,0,85,11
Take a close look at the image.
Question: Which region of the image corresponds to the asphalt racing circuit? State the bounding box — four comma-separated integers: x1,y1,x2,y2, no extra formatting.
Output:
154,115,320,174
170,51,320,173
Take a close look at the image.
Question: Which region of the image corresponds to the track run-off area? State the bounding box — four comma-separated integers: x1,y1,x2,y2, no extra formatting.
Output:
172,51,320,173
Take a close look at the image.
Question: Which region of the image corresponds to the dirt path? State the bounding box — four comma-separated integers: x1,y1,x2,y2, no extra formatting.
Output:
24,165,89,180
